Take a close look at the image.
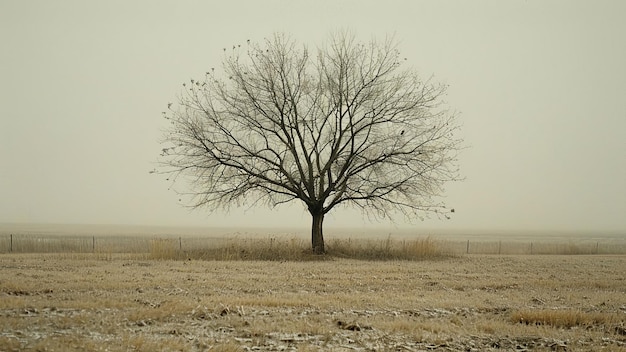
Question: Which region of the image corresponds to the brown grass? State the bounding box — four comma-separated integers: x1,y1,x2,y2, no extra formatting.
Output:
1,254,625,351
511,309,622,328
148,236,451,261
326,236,449,260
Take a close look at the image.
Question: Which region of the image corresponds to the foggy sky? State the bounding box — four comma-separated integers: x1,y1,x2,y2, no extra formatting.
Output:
1,1,625,234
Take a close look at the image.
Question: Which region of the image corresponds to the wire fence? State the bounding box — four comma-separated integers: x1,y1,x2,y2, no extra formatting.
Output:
445,239,626,255
1,234,625,255
0,234,239,254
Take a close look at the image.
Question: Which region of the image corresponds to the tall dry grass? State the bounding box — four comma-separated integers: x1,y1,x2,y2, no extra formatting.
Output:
149,236,318,261
511,309,623,328
327,236,449,260
148,236,450,261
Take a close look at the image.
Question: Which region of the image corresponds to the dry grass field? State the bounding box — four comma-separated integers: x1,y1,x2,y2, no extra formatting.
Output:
1,246,625,351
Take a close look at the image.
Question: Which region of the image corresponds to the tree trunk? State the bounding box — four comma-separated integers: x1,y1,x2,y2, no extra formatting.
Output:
311,211,325,254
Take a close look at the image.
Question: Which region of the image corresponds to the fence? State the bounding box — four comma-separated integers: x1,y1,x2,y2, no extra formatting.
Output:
1,234,625,255
444,239,626,255
0,234,229,254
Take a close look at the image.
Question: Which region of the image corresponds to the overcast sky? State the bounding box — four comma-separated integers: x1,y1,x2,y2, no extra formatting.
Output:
1,1,625,234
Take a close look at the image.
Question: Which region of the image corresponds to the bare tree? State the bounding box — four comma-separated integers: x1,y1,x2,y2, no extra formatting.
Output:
160,32,462,254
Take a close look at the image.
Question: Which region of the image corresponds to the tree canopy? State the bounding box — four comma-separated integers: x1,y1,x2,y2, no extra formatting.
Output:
160,32,462,253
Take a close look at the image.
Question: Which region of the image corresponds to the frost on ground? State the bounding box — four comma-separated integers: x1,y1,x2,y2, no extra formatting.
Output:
3,305,623,351
0,254,625,351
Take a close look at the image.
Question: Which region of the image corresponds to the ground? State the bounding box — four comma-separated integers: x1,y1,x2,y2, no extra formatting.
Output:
0,254,625,351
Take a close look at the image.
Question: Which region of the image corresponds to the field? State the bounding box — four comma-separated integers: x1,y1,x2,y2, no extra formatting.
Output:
1,249,625,351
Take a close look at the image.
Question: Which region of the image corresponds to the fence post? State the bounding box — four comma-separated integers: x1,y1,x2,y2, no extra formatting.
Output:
530,242,533,255
92,236,95,253
10,234,12,252
179,237,182,251
466,240,470,254
596,242,599,254
498,241,502,255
